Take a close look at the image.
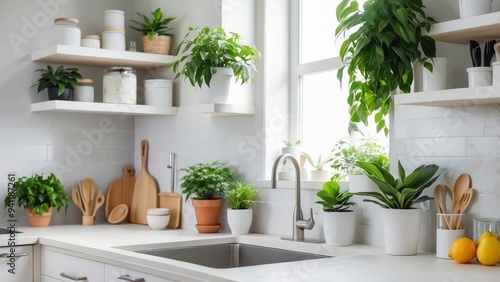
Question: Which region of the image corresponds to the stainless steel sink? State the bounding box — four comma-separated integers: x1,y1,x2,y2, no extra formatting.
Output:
134,243,330,268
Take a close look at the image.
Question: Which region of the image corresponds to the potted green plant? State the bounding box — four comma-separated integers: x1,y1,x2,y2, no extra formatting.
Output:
225,181,258,235
302,152,333,181
33,65,82,101
129,8,175,54
330,139,388,192
179,161,234,233
4,173,69,227
316,181,357,246
336,0,436,135
354,160,440,255
169,26,260,104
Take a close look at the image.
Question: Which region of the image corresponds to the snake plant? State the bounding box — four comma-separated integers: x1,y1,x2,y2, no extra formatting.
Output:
354,160,440,209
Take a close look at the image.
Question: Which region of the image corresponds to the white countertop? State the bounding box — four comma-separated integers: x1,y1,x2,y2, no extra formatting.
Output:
6,224,499,281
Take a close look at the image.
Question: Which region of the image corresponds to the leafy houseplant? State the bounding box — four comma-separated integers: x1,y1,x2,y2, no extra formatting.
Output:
169,27,260,88
336,0,436,135
316,181,356,212
4,173,69,227
179,161,234,233
33,65,82,100
330,139,389,182
354,160,439,209
354,160,440,255
316,181,357,246
129,8,175,54
225,181,258,235
225,181,257,210
303,153,333,171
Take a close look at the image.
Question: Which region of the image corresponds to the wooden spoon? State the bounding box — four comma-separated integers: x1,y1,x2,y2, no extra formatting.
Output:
82,178,96,216
434,185,451,229
78,182,90,216
71,187,85,215
452,174,470,214
108,204,128,224
92,189,105,217
455,188,474,229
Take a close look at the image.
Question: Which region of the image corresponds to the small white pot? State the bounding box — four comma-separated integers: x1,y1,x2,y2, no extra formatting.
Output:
382,208,422,255
348,174,378,193
459,0,492,19
281,146,301,162
323,210,355,246
227,208,253,235
144,79,173,106
198,67,233,104
278,171,294,180
467,67,492,88
310,170,331,181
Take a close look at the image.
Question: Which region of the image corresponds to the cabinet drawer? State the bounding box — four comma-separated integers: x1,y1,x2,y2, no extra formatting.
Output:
105,264,175,282
0,245,33,282
41,247,104,281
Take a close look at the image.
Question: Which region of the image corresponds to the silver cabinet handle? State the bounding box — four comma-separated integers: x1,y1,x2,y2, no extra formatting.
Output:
0,253,29,258
118,274,146,282
60,272,88,281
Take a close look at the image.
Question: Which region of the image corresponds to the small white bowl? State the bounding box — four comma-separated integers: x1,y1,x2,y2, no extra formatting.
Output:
147,214,170,230
147,208,170,216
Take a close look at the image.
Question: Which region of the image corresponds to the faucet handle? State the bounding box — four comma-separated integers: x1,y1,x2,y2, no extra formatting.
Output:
296,208,315,230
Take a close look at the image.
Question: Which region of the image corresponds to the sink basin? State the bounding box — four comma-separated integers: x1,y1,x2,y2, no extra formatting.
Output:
0,227,20,235
134,243,330,268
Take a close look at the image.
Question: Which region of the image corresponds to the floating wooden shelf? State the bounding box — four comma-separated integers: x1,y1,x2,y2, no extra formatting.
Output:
427,12,500,44
394,86,500,107
31,100,178,116
188,103,255,116
31,45,174,68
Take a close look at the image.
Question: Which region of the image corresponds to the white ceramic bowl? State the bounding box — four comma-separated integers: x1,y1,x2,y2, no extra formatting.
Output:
147,208,170,216
147,214,170,230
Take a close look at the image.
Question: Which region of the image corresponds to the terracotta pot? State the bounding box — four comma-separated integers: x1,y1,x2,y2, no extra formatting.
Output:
192,199,222,233
26,207,53,227
142,35,171,54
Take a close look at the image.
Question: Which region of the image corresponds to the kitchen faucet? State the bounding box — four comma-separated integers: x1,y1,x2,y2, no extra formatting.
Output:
271,153,315,241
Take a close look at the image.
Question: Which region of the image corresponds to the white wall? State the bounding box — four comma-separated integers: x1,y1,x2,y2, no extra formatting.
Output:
0,0,136,226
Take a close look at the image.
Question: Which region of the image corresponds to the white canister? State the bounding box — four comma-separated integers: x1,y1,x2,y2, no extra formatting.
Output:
467,67,492,88
81,35,100,48
73,78,94,102
492,62,500,86
101,28,126,51
459,0,492,19
104,10,125,29
423,57,448,91
103,67,137,104
144,79,173,107
51,18,81,46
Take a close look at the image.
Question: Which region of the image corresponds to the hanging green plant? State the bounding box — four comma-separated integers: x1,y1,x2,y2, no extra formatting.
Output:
336,0,436,135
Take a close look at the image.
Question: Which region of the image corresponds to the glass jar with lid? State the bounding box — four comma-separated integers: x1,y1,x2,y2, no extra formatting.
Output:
51,18,81,46
103,67,137,104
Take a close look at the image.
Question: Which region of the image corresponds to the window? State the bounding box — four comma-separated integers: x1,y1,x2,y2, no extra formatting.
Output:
291,0,387,163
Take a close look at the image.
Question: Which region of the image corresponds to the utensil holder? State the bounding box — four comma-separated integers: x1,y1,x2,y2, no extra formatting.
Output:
467,67,492,88
492,62,500,86
436,213,465,259
82,215,95,226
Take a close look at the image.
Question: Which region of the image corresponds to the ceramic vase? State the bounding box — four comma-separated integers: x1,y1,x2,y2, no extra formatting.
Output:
382,208,422,255
227,208,253,235
323,210,355,246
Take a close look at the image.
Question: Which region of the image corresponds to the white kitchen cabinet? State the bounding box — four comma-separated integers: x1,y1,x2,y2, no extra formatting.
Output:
0,245,33,282
41,246,104,281
398,13,500,106
105,264,175,282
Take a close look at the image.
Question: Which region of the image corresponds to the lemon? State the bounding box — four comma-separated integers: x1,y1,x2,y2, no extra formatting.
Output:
475,230,494,247
449,237,476,264
476,236,500,266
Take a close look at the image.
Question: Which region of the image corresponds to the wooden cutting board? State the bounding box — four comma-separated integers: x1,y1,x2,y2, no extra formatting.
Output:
158,191,181,229
105,165,135,222
130,140,159,224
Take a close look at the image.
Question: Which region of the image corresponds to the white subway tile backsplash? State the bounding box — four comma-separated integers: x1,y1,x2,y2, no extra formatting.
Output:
433,137,467,156
466,136,500,156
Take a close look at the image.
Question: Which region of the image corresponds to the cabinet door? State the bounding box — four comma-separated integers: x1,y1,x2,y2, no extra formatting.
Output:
41,246,104,281
105,264,176,282
0,245,33,282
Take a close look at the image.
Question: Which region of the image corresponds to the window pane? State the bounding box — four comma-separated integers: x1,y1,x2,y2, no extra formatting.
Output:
301,70,349,158
300,0,338,64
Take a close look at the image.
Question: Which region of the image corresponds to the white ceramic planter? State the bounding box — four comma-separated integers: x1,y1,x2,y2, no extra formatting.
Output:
382,208,422,255
348,174,378,193
198,67,233,104
310,170,331,181
323,210,355,246
227,208,253,235
144,79,173,107
281,146,301,162
459,0,492,19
